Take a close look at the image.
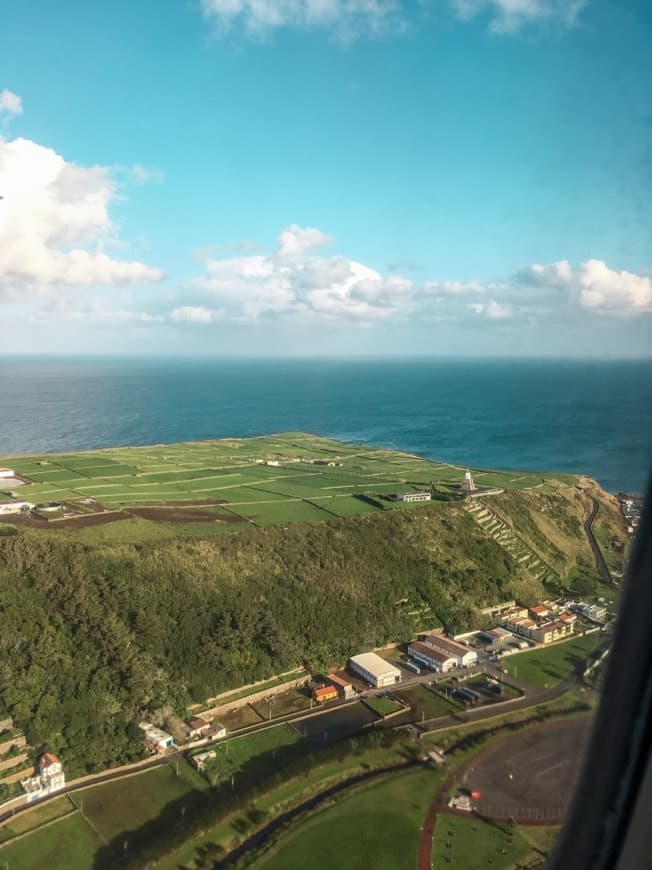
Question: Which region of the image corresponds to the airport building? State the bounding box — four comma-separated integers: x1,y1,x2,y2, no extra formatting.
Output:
348,653,401,688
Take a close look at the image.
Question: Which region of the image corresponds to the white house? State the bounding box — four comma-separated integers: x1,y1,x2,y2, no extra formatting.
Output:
21,753,66,802
392,492,431,503
348,653,401,688
0,468,15,479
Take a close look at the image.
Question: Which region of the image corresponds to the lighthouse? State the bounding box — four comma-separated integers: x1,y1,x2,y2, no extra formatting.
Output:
461,469,477,492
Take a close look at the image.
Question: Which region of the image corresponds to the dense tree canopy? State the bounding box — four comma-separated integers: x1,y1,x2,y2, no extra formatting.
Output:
0,502,552,772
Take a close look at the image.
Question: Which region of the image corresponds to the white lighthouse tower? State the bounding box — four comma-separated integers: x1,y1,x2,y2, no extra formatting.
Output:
461,469,477,493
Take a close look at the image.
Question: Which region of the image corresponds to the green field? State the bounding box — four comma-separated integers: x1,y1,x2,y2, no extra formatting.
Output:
0,796,74,844
362,695,404,717
193,724,306,787
432,813,531,869
253,767,440,870
502,633,601,686
0,432,578,539
69,762,207,843
0,810,102,870
394,684,460,721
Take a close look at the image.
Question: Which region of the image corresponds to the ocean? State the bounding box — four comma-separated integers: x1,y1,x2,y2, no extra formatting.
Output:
1,357,650,493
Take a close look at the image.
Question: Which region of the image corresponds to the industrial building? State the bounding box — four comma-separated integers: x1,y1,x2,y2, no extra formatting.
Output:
348,653,401,688
407,641,456,672
0,501,32,515
422,634,478,668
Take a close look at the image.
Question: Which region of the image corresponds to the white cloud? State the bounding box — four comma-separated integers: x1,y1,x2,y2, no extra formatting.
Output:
0,89,23,120
0,136,165,300
200,0,404,40
278,224,333,257
181,229,650,326
450,0,587,32
518,259,652,315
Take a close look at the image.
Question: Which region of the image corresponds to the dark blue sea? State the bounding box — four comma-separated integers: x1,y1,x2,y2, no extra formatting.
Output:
1,357,650,493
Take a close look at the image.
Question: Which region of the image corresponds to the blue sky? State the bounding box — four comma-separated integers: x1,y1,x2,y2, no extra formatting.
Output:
1,0,650,356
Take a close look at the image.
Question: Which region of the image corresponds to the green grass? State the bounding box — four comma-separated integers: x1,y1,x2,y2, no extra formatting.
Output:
0,433,579,541
0,796,74,844
362,695,403,717
253,766,441,870
501,633,601,687
194,724,306,787
0,810,102,870
68,762,205,843
394,685,460,721
195,671,305,710
432,813,531,869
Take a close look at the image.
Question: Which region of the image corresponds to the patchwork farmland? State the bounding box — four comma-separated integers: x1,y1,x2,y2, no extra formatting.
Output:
0,432,576,539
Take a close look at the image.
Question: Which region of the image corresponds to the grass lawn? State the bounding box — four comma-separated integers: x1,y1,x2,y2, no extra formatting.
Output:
394,685,459,721
253,766,441,870
233,499,334,525
362,695,403,717
196,724,306,787
0,796,74,844
69,761,205,843
432,813,531,869
502,634,601,687
250,687,312,719
0,810,101,870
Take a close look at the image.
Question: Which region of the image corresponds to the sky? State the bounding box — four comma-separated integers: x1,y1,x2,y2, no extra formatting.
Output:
1,0,651,357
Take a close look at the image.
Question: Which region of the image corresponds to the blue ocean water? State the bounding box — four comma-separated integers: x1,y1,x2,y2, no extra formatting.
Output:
0,357,650,493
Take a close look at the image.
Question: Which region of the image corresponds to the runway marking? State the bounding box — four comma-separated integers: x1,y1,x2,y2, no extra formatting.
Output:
536,760,569,778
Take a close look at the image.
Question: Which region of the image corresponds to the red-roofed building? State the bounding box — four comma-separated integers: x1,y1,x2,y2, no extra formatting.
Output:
313,685,338,703
408,641,457,673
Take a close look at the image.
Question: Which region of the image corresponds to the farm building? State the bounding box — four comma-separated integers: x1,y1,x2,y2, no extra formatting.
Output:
407,641,456,672
21,753,66,802
391,491,431,503
327,673,356,699
348,653,401,688
422,634,478,668
312,685,338,703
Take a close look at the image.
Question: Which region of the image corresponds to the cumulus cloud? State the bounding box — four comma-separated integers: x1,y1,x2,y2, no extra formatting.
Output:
517,259,652,315
0,136,165,300
200,0,404,40
179,227,651,326
450,0,587,32
0,89,23,120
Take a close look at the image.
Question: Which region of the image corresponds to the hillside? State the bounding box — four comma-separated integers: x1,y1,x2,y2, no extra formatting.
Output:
0,436,624,774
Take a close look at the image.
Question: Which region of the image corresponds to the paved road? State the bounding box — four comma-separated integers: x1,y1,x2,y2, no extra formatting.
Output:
584,496,612,584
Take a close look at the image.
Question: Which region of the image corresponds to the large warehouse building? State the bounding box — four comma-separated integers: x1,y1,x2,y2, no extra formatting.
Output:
407,641,456,673
423,634,478,668
348,653,401,688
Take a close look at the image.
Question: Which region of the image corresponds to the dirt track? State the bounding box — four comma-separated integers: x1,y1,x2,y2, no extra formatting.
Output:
127,507,246,524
